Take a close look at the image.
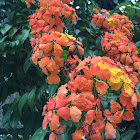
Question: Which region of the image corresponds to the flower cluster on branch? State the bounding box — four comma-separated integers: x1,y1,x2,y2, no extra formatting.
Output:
27,1,140,140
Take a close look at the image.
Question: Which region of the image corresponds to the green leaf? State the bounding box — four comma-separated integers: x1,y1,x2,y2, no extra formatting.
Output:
48,84,59,96
24,57,33,73
131,6,140,10
77,37,83,42
9,27,18,38
31,127,47,140
101,100,108,109
12,134,21,140
15,40,19,46
15,29,29,44
88,50,95,57
135,41,140,48
121,130,136,140
115,3,131,10
61,50,68,61
2,110,11,126
75,29,80,35
113,0,118,4
116,129,121,140
60,132,67,140
10,40,19,47
136,82,140,92
2,52,7,57
18,93,28,115
0,35,8,43
86,28,91,34
28,87,36,111
1,134,11,140
10,112,20,129
38,84,48,100
0,24,12,35
11,96,20,109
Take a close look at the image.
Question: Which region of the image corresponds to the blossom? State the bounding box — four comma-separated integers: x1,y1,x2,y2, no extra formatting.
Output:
72,129,83,140
50,114,60,131
85,110,95,125
95,81,109,95
57,107,70,121
110,100,121,113
105,122,116,139
70,106,82,122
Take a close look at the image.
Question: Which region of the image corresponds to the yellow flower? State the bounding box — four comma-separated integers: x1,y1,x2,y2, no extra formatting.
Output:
124,84,132,95
97,61,132,93
121,74,132,84
108,75,121,84
55,31,76,42
97,62,110,69
110,83,122,91
107,17,118,27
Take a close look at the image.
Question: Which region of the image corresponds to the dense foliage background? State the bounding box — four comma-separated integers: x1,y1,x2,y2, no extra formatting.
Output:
0,0,140,139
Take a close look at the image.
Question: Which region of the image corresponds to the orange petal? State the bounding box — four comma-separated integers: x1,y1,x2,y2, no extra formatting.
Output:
50,114,60,131
70,106,82,122
42,115,48,130
103,20,109,28
118,45,128,53
95,81,109,95
83,67,92,79
47,98,56,111
72,13,77,24
48,74,60,84
123,111,134,121
112,111,123,124
77,45,83,55
57,84,68,99
129,73,138,86
105,122,116,139
57,107,70,121
110,100,121,113
91,17,97,24
90,64,100,76
54,57,64,67
72,129,83,140
72,94,86,110
80,91,95,103
54,44,63,57
96,69,111,80
40,43,53,54
131,94,137,107
69,45,76,52
103,109,113,122
49,132,56,140
85,110,95,125
47,60,57,72
95,109,103,121
55,98,68,109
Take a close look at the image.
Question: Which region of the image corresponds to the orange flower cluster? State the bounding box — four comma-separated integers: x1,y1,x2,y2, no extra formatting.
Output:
28,0,78,37
31,31,83,84
27,3,140,139
91,8,134,39
28,0,82,84
101,30,140,76
42,55,139,140
91,8,140,83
